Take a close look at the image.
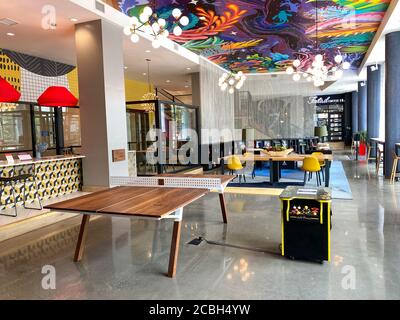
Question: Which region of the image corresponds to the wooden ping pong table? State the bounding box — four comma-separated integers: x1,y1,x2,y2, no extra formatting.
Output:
44,175,233,278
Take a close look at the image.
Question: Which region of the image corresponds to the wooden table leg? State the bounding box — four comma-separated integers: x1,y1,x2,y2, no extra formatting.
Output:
219,193,228,224
168,220,182,278
74,214,90,262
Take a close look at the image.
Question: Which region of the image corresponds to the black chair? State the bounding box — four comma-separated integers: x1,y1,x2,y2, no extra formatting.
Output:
0,164,42,217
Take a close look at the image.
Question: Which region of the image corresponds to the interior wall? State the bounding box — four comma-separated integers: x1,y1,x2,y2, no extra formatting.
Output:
125,78,154,103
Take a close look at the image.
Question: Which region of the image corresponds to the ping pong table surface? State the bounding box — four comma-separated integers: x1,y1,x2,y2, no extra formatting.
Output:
44,174,234,277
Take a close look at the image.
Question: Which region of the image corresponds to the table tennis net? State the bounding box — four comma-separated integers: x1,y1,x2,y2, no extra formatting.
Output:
110,176,222,190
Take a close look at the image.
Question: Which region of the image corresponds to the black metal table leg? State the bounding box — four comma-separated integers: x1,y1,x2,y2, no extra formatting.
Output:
220,158,225,175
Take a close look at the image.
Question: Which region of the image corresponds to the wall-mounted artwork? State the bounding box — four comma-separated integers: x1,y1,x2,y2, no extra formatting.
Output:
113,0,390,73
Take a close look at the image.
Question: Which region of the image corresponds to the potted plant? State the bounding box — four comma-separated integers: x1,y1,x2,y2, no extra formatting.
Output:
358,131,367,156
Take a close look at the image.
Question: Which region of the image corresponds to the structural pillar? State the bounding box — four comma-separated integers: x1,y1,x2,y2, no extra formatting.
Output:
75,20,128,188
351,91,358,134
367,64,382,140
384,31,400,178
358,81,367,132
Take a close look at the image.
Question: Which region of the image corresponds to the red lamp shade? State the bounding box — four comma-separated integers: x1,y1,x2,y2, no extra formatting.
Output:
0,77,21,102
37,86,78,107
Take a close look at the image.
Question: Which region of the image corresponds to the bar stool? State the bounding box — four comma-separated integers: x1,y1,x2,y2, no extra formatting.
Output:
367,143,376,162
376,146,384,174
0,164,42,217
390,152,400,183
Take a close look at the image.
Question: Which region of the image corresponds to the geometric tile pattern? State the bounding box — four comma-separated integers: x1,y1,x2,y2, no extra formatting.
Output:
0,158,82,210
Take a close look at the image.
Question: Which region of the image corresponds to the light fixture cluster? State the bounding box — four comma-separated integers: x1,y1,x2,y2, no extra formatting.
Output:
0,103,17,112
286,54,351,87
123,6,189,49
218,71,246,94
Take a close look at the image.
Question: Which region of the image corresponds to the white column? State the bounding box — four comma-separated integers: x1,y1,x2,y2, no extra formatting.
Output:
75,19,128,188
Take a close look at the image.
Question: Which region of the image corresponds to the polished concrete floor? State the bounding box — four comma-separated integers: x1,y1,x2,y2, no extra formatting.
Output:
0,155,399,299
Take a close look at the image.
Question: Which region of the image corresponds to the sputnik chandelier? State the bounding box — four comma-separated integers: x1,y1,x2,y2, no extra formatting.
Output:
286,53,351,87
218,71,247,94
286,0,351,87
123,5,189,49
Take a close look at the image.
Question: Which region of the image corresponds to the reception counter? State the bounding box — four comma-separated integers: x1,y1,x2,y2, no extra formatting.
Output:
0,155,84,211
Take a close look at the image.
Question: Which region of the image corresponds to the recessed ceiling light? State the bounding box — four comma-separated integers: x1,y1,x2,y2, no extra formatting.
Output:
166,80,171,83
186,67,191,70
142,73,147,76
185,85,190,88
70,18,78,22
6,32,15,36
124,66,128,70
145,50,151,53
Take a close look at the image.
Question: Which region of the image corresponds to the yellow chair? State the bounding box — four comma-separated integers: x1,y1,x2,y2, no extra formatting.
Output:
302,156,322,186
227,155,245,184
312,152,325,181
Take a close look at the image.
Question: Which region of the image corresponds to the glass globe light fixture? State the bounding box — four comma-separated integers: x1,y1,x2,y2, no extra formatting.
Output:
131,33,140,43
286,66,294,75
123,6,190,48
173,25,182,36
172,8,182,19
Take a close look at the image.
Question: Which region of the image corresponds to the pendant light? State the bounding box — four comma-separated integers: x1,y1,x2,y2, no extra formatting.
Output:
37,62,78,107
141,59,157,112
37,86,78,107
217,44,246,94
0,77,21,112
123,2,190,49
286,1,350,87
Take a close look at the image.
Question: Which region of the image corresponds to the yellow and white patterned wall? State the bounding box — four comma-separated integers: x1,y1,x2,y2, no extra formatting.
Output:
0,50,79,103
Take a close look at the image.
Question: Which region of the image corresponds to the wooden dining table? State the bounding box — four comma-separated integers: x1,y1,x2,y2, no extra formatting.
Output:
220,153,333,187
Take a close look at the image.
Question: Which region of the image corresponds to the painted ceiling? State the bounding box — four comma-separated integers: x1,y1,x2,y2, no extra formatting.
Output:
112,0,391,73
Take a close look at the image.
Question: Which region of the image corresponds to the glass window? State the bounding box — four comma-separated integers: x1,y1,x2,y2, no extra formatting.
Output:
159,102,198,172
126,103,156,152
34,106,56,156
63,107,81,147
0,104,32,153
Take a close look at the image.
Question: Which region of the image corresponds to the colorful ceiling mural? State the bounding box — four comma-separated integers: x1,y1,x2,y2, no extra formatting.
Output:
113,0,391,73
